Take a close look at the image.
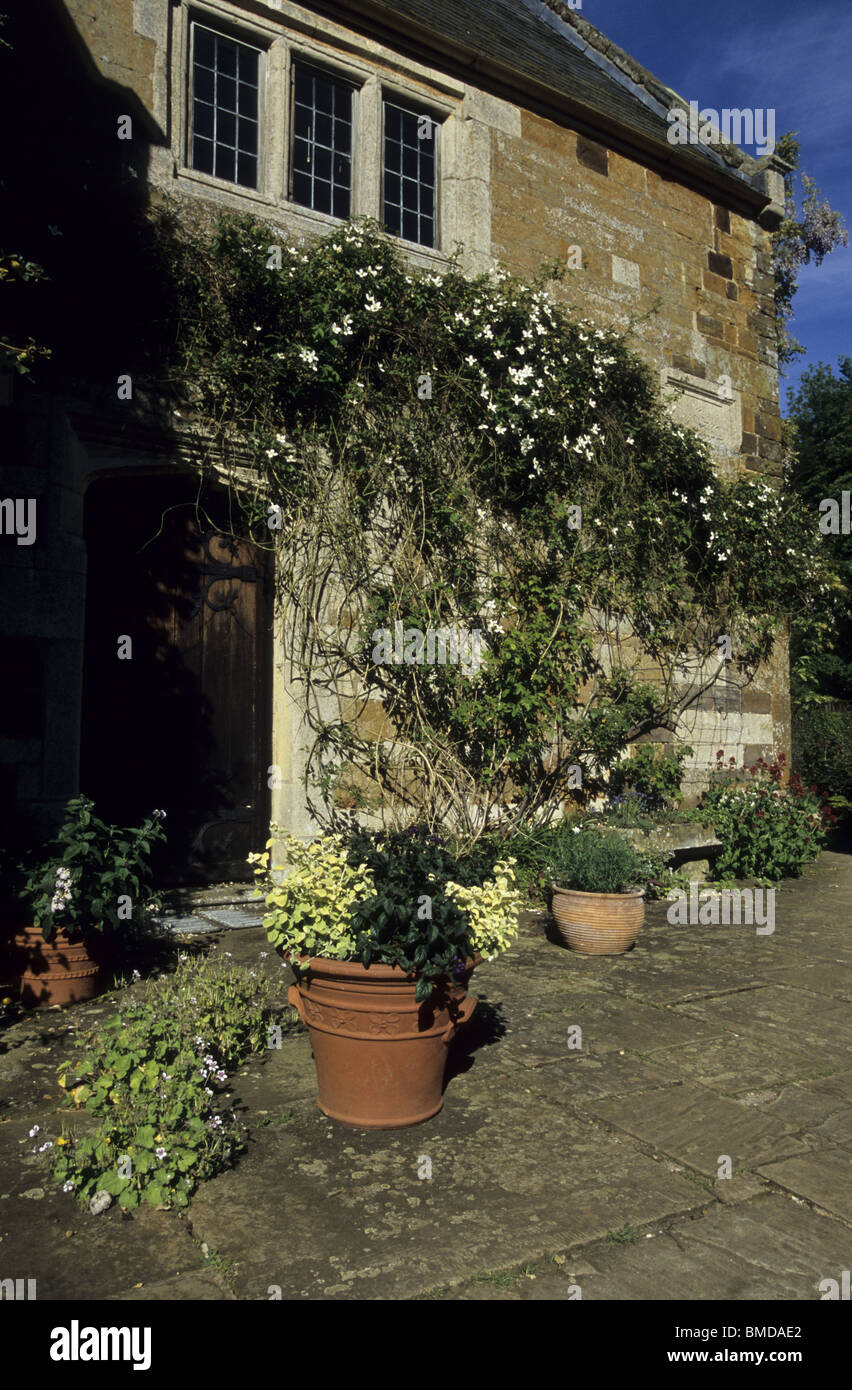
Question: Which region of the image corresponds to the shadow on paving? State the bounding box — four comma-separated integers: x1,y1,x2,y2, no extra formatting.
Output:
0,853,849,1300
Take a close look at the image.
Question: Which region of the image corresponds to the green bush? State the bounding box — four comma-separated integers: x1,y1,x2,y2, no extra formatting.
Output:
698,753,830,881
607,743,693,810
791,703,852,810
549,828,648,895
17,795,166,942
46,954,273,1211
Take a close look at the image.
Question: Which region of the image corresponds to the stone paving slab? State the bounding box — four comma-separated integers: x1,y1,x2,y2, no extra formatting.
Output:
672,986,852,1066
756,1149,852,1224
648,1035,836,1097
441,1196,850,1301
503,1051,679,1104
582,1083,815,1176
105,1271,235,1300
759,961,852,1001
187,1081,710,1300
738,1081,852,1148
0,1196,206,1301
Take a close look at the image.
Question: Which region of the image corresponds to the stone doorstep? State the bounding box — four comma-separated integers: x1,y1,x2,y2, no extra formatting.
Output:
158,882,264,935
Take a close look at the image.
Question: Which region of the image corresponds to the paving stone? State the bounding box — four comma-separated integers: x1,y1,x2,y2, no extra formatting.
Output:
760,961,852,1001
739,1080,852,1148
162,915,219,935
106,1271,235,1300
509,1051,678,1104
649,1034,832,1096
583,1083,813,1176
756,1149,852,1223
672,985,852,1062
446,1196,851,1301
197,909,264,930
187,1085,708,1300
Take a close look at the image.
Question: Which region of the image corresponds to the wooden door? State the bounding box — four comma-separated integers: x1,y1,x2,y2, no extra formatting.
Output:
80,474,272,883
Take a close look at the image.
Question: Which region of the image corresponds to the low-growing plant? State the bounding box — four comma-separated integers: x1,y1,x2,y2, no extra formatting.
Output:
45,954,273,1210
549,827,649,895
697,751,832,881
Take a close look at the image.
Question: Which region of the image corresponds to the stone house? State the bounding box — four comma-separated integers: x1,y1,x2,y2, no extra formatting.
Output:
0,0,789,880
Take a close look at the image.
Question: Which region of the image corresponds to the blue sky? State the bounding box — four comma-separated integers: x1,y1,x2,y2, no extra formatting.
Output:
573,0,852,412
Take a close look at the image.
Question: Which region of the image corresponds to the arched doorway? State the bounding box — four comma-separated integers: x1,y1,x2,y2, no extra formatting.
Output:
80,472,272,883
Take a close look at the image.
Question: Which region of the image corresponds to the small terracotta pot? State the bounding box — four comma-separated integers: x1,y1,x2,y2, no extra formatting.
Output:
287,956,477,1129
551,886,644,955
14,925,102,1008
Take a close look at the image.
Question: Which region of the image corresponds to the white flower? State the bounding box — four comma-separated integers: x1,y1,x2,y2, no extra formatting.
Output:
365,294,382,313
298,347,319,368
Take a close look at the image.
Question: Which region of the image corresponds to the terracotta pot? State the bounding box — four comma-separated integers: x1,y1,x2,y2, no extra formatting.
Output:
14,925,102,1008
287,957,477,1129
551,885,644,955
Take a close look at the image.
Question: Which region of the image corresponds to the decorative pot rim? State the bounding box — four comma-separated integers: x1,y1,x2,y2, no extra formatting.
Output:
289,952,480,980
15,923,93,943
550,884,645,901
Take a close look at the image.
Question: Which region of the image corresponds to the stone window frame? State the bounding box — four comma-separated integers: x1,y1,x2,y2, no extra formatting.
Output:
171,1,457,263
380,84,448,252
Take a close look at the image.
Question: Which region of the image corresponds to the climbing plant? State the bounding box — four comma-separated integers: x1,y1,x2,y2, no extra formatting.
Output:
152,206,836,841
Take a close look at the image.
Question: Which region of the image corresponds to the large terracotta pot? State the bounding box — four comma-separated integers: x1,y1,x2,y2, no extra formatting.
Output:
14,925,102,1007
287,957,477,1129
551,886,644,955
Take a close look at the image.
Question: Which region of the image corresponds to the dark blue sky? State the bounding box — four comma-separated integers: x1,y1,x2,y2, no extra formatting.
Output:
572,0,851,412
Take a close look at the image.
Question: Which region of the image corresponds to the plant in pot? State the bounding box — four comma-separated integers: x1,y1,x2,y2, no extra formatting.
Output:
14,797,167,1007
548,827,649,955
249,823,523,1129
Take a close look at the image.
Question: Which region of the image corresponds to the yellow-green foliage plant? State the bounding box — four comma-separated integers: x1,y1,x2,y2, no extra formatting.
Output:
249,832,375,961
445,861,524,961
250,826,523,999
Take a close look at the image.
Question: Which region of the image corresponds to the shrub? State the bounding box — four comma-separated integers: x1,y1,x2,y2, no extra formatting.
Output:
46,954,272,1211
698,752,832,881
607,742,693,810
549,828,649,895
17,796,166,941
251,824,523,1000
791,702,852,811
